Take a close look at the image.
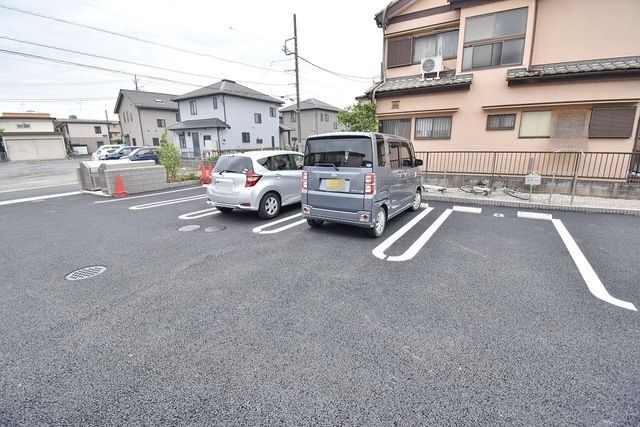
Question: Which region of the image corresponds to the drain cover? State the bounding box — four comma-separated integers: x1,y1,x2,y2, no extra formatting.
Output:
179,225,200,232
204,226,226,233
65,266,107,281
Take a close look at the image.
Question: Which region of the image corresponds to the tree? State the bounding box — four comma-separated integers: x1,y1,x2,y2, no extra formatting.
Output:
158,130,182,181
337,102,379,132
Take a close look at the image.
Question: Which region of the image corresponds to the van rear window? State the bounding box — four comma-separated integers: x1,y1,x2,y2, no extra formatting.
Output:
213,156,252,173
304,137,373,168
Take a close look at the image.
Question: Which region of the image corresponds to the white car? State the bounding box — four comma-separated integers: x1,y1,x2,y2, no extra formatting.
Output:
92,145,123,161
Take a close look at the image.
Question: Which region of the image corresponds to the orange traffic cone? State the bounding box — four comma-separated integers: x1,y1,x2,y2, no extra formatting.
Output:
114,174,129,198
199,162,211,185
207,162,213,178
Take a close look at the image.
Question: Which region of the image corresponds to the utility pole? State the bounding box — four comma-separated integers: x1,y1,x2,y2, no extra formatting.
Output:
104,109,112,143
284,14,302,152
134,74,139,90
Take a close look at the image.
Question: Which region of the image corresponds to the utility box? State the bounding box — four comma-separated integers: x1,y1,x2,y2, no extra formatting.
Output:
77,161,106,191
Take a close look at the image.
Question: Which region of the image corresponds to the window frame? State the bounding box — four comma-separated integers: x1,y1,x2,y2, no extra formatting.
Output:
190,100,197,115
241,132,250,143
156,119,166,128
486,113,516,131
518,110,552,139
152,137,160,146
254,113,262,124
94,126,102,134
411,29,460,63
212,97,218,110
414,116,453,140
256,137,263,145
588,107,637,139
291,112,297,123
270,107,276,117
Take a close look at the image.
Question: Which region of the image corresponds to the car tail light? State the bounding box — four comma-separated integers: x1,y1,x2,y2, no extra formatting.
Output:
365,173,376,195
245,168,262,187
301,171,308,190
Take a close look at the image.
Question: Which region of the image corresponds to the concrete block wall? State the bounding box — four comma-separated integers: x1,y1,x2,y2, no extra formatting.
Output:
101,166,197,196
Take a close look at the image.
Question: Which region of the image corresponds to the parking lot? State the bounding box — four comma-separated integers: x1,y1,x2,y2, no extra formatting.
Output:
1,185,639,424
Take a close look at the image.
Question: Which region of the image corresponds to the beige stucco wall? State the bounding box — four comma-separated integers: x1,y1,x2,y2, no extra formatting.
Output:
0,118,55,133
4,135,66,161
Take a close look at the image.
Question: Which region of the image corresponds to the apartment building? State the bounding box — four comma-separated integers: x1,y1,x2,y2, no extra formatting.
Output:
58,118,121,154
280,98,345,149
369,0,640,153
0,112,66,161
114,89,179,147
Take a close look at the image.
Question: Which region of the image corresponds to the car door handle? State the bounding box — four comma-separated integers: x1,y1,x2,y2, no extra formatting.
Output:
274,173,282,178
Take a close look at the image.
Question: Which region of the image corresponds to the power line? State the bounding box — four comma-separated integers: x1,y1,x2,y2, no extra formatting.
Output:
0,2,289,75
298,55,377,81
0,36,294,87
0,97,113,102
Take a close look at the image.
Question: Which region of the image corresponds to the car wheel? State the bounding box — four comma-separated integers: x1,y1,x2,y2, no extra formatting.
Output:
258,192,280,219
367,207,387,238
217,207,233,214
409,189,422,211
307,219,324,228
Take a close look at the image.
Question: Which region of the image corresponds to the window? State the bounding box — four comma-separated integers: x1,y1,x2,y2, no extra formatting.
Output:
94,126,102,134
415,116,452,140
16,123,31,129
258,154,293,171
399,142,414,168
291,112,297,122
392,101,400,110
176,113,180,122
178,133,186,149
487,114,516,130
324,113,330,121
589,107,637,138
256,138,263,144
333,122,338,130
462,8,527,71
519,111,551,138
380,118,411,140
376,135,386,167
203,135,211,145
320,113,323,122
132,138,137,146
387,37,412,67
190,100,197,115
242,132,250,143
157,119,166,128
254,113,262,124
413,30,459,62
388,141,401,169
270,107,276,117
279,116,283,124
271,136,275,147
152,137,160,146
97,141,104,148
212,97,218,109
304,137,374,167
291,154,303,169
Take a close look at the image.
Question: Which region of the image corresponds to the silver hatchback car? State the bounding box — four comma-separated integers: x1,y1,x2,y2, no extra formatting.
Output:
206,150,304,219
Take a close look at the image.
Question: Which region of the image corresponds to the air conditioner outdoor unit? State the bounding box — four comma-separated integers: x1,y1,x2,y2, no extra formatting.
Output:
421,56,444,80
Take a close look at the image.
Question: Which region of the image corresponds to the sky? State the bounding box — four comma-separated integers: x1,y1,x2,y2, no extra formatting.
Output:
0,0,390,121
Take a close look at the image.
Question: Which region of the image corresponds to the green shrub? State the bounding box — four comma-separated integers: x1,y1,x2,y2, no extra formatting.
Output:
158,130,182,181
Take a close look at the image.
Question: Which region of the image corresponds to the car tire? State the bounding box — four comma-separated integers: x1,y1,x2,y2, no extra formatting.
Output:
217,207,233,214
367,207,387,238
258,192,280,219
409,188,422,211
307,219,324,228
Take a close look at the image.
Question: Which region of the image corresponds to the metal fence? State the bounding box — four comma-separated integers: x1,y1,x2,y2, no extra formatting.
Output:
416,151,640,202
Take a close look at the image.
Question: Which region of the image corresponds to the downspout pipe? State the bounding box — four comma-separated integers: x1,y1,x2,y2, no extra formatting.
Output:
371,4,390,103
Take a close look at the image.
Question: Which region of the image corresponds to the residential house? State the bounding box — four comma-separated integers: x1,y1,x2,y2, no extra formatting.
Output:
369,0,640,154
58,118,122,154
280,98,346,150
168,79,283,157
0,112,66,161
114,89,179,147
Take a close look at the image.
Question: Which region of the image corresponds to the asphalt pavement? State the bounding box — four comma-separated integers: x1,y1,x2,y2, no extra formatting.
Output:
0,187,638,424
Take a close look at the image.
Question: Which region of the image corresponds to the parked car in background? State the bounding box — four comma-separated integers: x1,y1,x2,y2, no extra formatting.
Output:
206,150,304,219
301,132,423,238
128,147,159,163
92,144,122,160
103,145,136,160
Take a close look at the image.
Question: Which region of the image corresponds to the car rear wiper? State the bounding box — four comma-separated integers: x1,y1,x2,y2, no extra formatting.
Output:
314,162,338,170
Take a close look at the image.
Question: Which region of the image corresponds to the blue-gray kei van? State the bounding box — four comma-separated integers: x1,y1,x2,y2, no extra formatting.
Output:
301,132,423,237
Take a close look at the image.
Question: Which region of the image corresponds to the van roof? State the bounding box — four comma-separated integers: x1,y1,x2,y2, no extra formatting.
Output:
219,150,302,159
309,131,376,139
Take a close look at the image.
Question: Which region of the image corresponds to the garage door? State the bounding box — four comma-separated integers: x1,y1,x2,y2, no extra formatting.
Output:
6,138,66,161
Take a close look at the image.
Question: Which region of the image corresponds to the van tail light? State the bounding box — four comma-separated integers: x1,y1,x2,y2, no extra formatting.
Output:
301,171,308,190
245,168,262,187
365,173,376,195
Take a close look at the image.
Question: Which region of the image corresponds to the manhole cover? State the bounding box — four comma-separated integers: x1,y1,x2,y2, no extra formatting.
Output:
179,225,201,232
204,226,226,233
65,266,107,281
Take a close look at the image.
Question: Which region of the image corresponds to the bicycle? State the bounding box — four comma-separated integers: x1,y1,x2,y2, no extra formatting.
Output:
459,176,531,200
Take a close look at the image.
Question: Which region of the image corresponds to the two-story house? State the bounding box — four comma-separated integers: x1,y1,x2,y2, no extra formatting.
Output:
0,112,66,161
58,118,122,154
114,89,179,147
369,0,640,154
168,79,283,157
280,98,346,150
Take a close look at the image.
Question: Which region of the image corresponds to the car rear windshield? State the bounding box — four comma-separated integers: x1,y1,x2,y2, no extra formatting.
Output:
304,137,373,168
213,155,252,174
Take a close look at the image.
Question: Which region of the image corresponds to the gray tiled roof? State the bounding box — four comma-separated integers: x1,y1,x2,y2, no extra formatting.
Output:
280,98,341,112
172,79,283,104
168,118,229,131
507,56,640,80
119,90,178,110
365,71,473,96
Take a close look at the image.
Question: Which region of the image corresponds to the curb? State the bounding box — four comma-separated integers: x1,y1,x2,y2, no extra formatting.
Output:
422,193,640,216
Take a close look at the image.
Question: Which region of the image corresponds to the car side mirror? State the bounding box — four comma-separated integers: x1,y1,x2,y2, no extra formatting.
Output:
414,159,423,167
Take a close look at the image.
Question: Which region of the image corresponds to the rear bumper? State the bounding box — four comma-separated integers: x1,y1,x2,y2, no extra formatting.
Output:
302,205,375,228
206,186,256,210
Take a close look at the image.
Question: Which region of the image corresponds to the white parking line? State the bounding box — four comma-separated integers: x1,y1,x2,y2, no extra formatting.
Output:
552,219,636,311
0,191,82,206
0,183,78,193
129,195,207,210
372,204,433,260
178,207,221,220
518,211,553,220
252,213,303,234
453,205,482,214
94,186,203,204
387,209,453,262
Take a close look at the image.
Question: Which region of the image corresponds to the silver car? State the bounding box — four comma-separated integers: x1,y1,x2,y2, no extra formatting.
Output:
206,150,304,219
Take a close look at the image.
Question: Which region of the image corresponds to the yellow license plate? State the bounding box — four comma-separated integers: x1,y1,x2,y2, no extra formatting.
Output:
326,178,346,191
